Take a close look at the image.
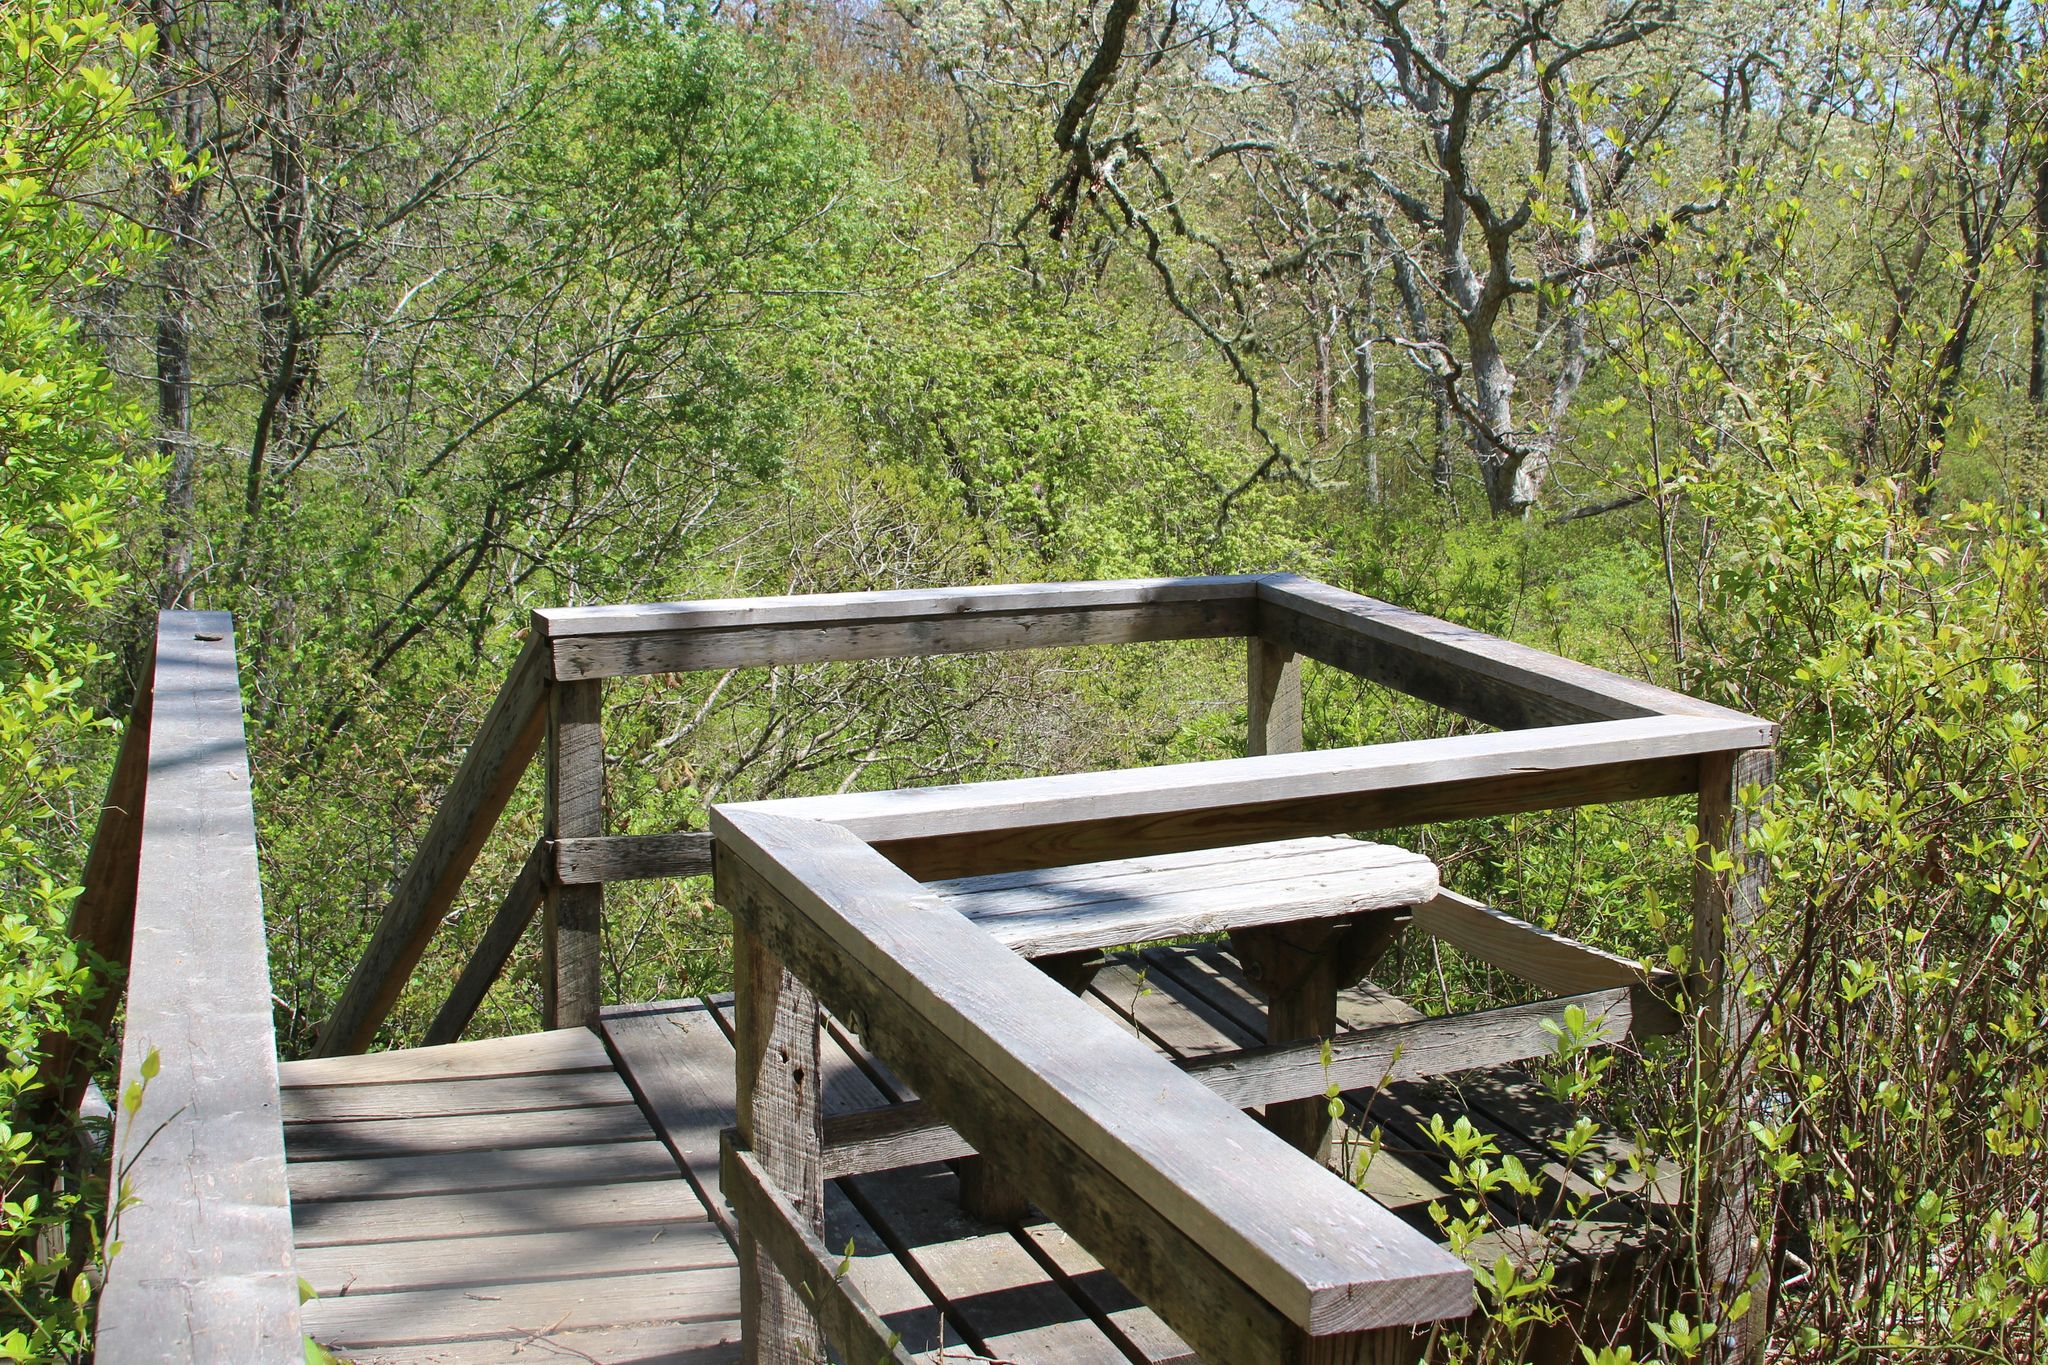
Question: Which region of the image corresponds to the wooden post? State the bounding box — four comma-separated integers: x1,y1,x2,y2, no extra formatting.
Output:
1692,748,1775,1364
733,917,826,1365
1233,916,1410,1164
542,678,604,1029
1249,638,1304,756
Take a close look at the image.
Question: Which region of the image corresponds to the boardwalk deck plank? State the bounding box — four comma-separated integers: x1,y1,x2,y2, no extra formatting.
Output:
285,950,1666,1364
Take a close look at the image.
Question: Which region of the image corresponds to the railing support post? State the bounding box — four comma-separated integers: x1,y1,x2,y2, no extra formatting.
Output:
542,677,604,1028
731,905,826,1365
1248,637,1303,757
1692,747,1776,1364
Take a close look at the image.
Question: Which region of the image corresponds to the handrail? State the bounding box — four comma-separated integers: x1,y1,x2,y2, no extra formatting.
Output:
91,613,301,1361
304,574,1777,1359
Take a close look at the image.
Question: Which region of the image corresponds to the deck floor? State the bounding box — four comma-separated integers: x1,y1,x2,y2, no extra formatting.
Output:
284,945,1663,1363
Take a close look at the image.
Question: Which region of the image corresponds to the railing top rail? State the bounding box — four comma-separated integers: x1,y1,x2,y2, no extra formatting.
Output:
95,612,302,1362
319,572,1773,1051
533,574,1269,639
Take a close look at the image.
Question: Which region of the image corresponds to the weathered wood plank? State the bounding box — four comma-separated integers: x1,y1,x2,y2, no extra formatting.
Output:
281,1024,607,1088
96,613,302,1364
1412,890,1682,1036
721,1139,921,1365
1257,574,1763,730
933,837,1438,959
302,1264,741,1349
733,923,825,1365
285,1101,650,1162
1692,748,1776,1364
539,577,1262,679
284,1138,681,1203
600,999,749,1241
282,1067,630,1123
557,830,712,884
289,1177,699,1248
713,813,1473,1341
543,678,605,1029
732,714,1771,879
43,635,155,1121
551,598,1254,680
315,635,549,1056
420,837,550,1047
537,576,1265,639
333,1322,740,1364
296,1217,729,1298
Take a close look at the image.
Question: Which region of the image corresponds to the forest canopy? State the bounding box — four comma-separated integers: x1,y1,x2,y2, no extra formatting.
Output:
1,0,2046,1359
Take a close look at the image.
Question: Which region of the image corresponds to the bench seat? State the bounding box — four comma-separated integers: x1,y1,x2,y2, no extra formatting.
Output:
929,835,1438,958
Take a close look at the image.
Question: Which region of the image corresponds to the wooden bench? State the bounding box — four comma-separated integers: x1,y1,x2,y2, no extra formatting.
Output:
931,835,1442,1201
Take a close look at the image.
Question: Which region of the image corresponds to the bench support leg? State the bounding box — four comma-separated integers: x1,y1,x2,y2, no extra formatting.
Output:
735,919,825,1365
1233,915,1410,1163
958,952,1103,1223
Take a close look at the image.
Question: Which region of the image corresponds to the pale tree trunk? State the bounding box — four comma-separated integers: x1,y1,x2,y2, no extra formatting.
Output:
246,0,315,526
1350,271,1379,500
2031,156,2047,409
152,0,208,607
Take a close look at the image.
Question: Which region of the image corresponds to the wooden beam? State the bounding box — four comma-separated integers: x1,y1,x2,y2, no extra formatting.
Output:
553,831,711,885
733,920,825,1365
1411,890,1682,1036
1692,748,1777,1364
96,613,302,1362
713,811,1473,1340
542,678,604,1030
1257,574,1765,730
818,989,1634,1179
421,838,550,1047
720,1136,920,1365
40,636,157,1122
548,597,1254,680
730,714,1773,880
538,575,1266,636
314,636,548,1056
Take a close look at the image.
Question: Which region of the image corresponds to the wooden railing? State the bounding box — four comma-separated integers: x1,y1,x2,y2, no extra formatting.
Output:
60,613,302,1360
314,573,1777,1362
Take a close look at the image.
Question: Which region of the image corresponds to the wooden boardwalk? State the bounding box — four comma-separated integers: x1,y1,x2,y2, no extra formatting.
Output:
283,945,1667,1364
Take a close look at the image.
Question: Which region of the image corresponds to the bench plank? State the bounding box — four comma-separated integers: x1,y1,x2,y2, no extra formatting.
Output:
933,837,1438,958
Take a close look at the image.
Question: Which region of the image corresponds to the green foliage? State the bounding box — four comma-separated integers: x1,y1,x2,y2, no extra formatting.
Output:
836,276,1300,576
0,0,179,1353
1687,450,2048,1357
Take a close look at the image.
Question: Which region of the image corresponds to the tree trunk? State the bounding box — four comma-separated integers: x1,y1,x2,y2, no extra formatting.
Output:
152,0,207,607
246,0,315,525
1350,273,1379,500
2031,156,2047,409
1467,332,1525,516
